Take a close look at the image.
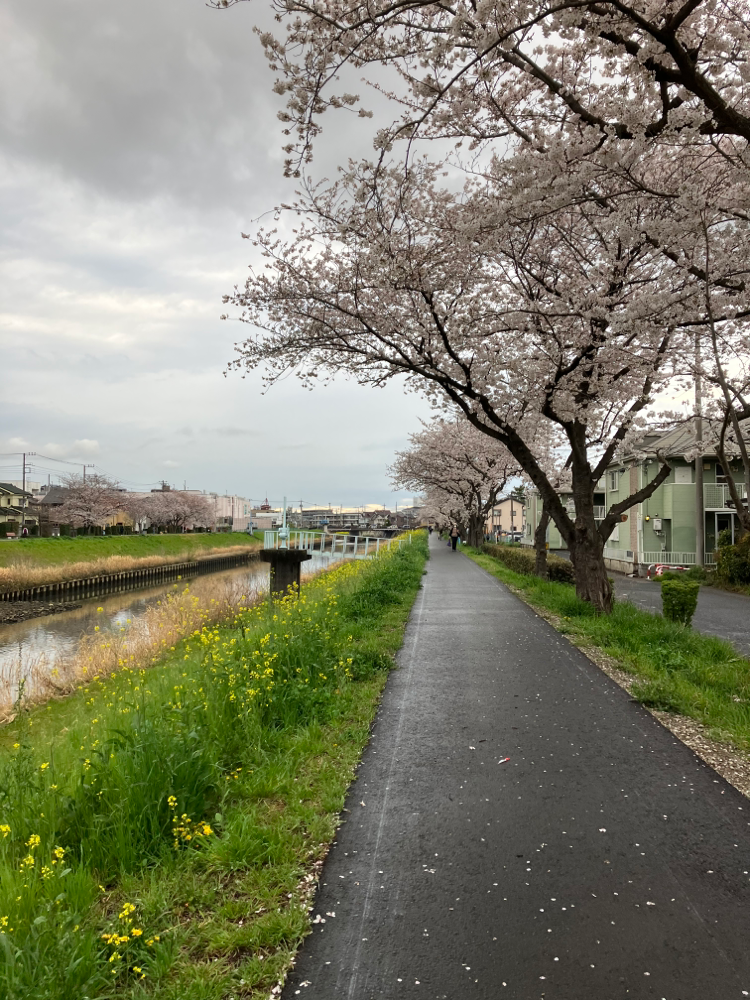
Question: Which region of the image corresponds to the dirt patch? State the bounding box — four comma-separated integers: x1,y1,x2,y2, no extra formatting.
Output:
0,601,82,625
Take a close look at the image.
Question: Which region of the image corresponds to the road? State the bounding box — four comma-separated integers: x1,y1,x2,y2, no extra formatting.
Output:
282,535,750,1000
613,575,750,657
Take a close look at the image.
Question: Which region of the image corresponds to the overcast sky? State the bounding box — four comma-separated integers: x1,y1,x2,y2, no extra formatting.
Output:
0,0,430,508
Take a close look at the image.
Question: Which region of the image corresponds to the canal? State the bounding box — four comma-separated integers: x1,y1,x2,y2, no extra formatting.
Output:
0,551,338,700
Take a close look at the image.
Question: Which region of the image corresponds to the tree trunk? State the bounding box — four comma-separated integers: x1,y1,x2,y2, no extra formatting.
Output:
569,528,612,613
716,435,750,538
534,504,551,579
468,514,484,548
564,451,613,613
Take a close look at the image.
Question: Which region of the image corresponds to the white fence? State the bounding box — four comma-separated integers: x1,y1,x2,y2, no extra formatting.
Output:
263,530,404,559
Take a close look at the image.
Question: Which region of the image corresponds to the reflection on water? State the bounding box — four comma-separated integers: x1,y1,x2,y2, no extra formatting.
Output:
0,551,336,683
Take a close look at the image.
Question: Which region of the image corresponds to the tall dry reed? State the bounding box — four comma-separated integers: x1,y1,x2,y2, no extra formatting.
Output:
0,574,267,718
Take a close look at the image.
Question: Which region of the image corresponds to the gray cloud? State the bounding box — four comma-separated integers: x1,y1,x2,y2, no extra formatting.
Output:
0,0,431,504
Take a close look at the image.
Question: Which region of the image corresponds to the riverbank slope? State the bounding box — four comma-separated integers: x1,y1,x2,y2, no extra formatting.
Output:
0,533,261,595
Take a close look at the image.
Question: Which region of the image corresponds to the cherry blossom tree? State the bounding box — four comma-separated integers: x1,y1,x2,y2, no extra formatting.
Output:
145,492,215,533
216,0,750,604
390,417,521,546
671,213,750,540
52,474,124,533
119,493,152,534
701,328,750,537
214,0,750,186
225,156,696,610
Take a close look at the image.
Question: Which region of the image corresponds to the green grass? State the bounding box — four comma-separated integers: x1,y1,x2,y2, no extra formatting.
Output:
465,547,750,751
0,534,259,570
0,534,428,999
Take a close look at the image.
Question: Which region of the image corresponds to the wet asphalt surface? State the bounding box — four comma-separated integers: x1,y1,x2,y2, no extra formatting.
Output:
613,576,750,658
282,536,750,1000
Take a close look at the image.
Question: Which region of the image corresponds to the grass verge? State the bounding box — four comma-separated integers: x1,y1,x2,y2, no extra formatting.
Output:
0,533,261,570
0,533,428,999
464,547,750,752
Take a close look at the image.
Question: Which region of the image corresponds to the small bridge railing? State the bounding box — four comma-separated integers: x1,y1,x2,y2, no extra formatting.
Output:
263,530,401,558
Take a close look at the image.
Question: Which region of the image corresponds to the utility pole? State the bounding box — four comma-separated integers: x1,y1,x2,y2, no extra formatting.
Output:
695,331,704,568
21,452,26,534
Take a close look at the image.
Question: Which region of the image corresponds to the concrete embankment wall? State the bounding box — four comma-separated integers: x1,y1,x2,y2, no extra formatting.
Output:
0,551,260,602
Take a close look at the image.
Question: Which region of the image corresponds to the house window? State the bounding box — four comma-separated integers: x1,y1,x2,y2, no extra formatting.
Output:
609,471,619,491
674,466,692,485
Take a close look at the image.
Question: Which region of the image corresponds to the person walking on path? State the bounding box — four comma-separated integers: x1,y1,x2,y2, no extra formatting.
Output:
450,524,459,550
282,531,750,999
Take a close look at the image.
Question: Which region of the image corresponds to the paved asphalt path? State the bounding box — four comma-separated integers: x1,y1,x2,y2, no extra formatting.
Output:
282,536,750,1000
613,575,750,657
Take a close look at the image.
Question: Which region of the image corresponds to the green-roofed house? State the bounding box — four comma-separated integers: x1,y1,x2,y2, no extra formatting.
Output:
522,425,747,575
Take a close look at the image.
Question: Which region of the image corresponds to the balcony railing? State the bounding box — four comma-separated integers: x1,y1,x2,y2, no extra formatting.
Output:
704,483,747,510
564,502,606,520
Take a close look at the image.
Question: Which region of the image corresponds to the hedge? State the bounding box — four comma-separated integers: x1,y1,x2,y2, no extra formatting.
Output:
661,577,700,627
716,534,750,586
481,542,575,583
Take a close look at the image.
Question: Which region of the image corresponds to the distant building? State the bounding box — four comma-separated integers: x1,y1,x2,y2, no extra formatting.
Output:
485,496,525,539
0,482,38,534
8,480,48,497
200,493,255,532
394,505,424,529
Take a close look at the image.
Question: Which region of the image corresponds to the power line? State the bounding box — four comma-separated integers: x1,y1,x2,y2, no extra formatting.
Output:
32,453,90,466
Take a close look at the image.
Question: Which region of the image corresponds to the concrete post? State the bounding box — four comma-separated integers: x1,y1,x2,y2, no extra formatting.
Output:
260,548,312,597
695,332,704,568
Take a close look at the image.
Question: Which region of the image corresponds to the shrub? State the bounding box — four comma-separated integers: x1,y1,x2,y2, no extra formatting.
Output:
718,527,734,549
716,534,750,586
481,542,575,584
660,578,700,627
684,565,710,582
